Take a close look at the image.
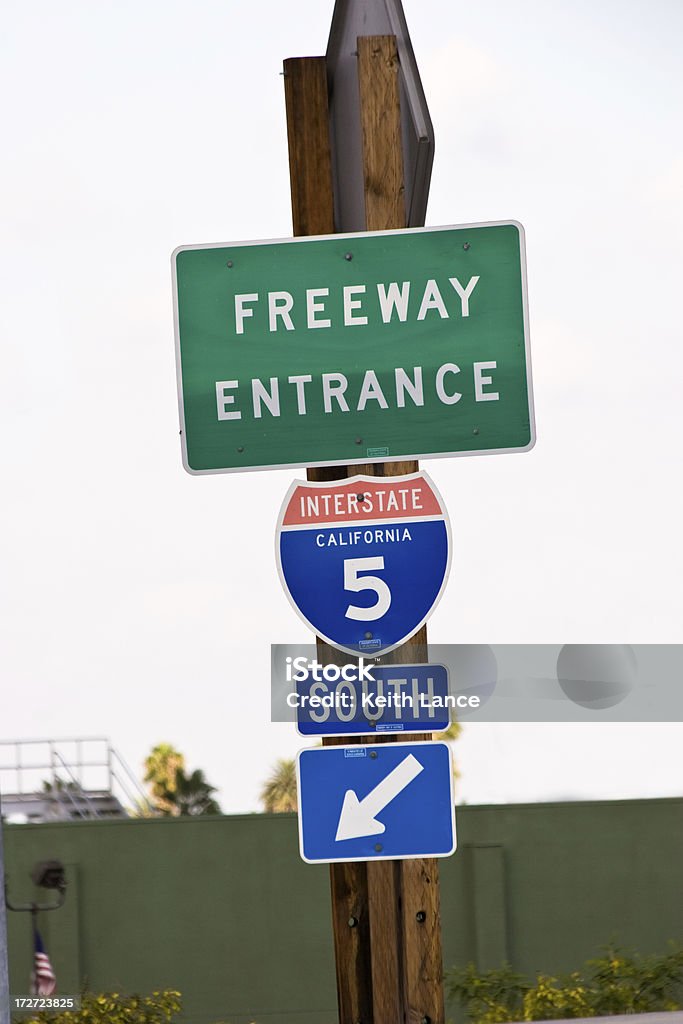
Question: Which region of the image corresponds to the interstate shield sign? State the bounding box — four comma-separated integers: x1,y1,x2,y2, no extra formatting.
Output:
276,472,451,656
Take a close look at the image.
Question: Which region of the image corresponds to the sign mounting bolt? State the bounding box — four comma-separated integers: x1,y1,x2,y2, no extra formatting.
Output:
354,437,363,445
374,843,383,852
416,910,427,923
370,751,378,759
226,260,234,267
344,252,353,261
348,916,358,928
463,242,470,251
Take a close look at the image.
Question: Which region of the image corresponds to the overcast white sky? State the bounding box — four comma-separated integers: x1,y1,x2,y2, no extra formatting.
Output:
1,0,682,814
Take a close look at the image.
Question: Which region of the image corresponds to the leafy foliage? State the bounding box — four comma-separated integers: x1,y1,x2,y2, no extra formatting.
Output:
171,767,221,816
447,962,531,1023
442,718,462,786
446,945,683,1022
442,720,462,743
13,990,182,1024
41,779,82,794
260,758,297,813
143,744,186,814
142,744,221,816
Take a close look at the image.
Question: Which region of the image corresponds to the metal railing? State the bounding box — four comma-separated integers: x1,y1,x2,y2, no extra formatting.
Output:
0,738,154,820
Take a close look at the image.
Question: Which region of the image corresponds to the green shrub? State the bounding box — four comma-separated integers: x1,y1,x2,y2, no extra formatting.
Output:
446,945,683,1022
13,990,182,1024
446,962,531,1023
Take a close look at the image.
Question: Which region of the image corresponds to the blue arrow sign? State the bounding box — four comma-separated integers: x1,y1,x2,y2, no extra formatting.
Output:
295,663,451,736
276,471,451,657
296,741,456,863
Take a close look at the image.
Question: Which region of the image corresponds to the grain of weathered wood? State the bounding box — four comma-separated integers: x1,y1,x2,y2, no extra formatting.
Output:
358,36,405,233
357,38,415,1018
367,860,404,1023
402,857,444,1023
384,460,420,478
328,859,374,1023
283,57,335,237
357,34,446,1024
284,56,374,1023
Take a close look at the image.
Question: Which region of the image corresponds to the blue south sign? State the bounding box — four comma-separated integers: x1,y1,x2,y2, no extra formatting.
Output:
295,662,451,737
276,471,451,656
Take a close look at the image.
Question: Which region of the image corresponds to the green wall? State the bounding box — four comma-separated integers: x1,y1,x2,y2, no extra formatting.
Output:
4,798,682,1024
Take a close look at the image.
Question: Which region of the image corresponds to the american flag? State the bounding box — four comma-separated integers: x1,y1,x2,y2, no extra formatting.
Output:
30,926,56,996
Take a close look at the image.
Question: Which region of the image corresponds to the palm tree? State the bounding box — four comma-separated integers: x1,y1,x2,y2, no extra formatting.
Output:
144,743,185,815
173,768,221,816
143,743,221,816
260,758,297,812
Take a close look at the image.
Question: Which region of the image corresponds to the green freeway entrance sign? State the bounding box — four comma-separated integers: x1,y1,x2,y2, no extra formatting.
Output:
172,221,534,474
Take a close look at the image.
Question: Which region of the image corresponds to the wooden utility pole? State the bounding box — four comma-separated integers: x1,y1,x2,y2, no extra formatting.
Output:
285,54,373,1023
283,36,445,1024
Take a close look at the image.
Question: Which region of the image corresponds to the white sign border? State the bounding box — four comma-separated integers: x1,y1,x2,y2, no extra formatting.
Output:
171,220,536,476
295,739,457,865
293,661,452,738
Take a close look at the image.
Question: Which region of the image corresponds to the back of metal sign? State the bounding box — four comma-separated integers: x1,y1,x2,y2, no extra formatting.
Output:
326,0,434,232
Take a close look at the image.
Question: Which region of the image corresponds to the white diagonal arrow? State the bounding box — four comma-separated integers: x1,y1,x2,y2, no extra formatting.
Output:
335,753,425,842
